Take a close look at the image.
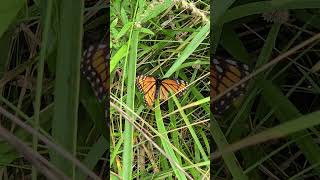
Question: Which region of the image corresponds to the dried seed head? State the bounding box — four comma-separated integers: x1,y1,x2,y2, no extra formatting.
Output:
262,10,289,24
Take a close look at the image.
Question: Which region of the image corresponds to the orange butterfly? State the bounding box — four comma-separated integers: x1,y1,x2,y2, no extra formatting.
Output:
211,58,249,114
80,42,108,101
136,75,188,108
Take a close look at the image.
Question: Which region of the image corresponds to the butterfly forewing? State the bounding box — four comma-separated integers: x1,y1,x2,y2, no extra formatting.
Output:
159,79,188,101
211,58,249,114
81,43,108,101
136,75,158,108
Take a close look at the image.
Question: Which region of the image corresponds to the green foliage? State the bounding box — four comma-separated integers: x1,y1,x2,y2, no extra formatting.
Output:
0,0,108,179
212,1,320,179
110,0,210,179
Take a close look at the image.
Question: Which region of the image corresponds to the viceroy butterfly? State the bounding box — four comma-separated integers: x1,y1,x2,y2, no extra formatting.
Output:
211,58,249,114
136,75,188,108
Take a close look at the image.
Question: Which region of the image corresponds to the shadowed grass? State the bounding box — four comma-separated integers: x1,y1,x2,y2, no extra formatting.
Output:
212,0,320,179
0,0,108,179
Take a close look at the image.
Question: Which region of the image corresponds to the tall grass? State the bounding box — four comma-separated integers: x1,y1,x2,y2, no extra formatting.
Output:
212,1,320,179
110,0,210,179
0,0,108,179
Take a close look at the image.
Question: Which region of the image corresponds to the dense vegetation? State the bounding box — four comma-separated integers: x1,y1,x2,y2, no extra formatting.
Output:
212,1,320,180
110,0,210,179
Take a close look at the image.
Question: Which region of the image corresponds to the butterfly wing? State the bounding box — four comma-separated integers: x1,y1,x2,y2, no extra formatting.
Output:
81,43,108,101
211,58,249,114
136,75,158,108
159,78,188,101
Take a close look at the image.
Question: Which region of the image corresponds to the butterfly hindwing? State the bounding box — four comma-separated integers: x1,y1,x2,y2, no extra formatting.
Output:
136,75,158,108
211,58,249,114
159,79,188,101
81,43,108,101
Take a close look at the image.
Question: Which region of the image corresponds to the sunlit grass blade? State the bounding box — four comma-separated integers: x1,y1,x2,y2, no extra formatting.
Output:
110,44,128,72
172,94,208,161
164,23,209,78
155,99,188,180
122,29,138,179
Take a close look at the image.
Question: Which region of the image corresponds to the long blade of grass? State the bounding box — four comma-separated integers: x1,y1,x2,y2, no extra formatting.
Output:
136,0,174,23
220,26,251,63
110,44,128,72
210,114,249,180
122,29,138,180
211,0,236,53
172,95,208,161
154,99,188,180
222,1,320,24
0,1,25,37
76,136,108,180
164,23,209,78
212,110,320,159
51,0,84,177
33,0,53,178
261,80,320,175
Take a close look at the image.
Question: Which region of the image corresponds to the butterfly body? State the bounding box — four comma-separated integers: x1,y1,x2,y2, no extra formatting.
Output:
136,75,188,108
153,78,163,101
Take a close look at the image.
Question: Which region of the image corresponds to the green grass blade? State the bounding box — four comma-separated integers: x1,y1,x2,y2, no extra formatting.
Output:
155,99,188,180
0,1,25,38
136,0,173,23
261,80,320,175
220,26,251,63
210,114,249,179
51,0,84,177
76,136,108,180
33,0,53,178
223,1,320,24
110,44,128,72
122,29,138,180
211,0,236,53
164,23,209,78
214,110,320,158
172,95,208,161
